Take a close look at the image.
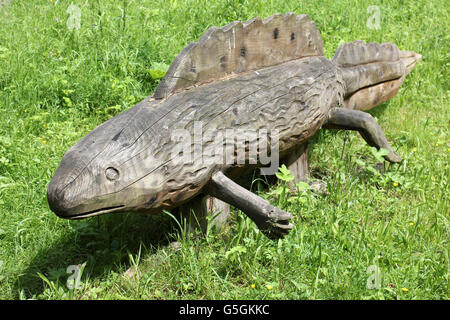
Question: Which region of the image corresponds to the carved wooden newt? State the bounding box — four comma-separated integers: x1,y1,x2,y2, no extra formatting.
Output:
47,13,421,239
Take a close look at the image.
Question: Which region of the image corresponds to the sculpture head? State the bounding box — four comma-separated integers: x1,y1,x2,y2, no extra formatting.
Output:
47,104,163,219
47,120,126,219
332,41,421,110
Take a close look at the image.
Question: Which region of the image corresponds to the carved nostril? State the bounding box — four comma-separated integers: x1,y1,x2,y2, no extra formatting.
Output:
105,167,119,181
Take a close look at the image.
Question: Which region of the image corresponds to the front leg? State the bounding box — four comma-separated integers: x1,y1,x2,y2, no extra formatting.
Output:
205,171,294,240
324,108,402,163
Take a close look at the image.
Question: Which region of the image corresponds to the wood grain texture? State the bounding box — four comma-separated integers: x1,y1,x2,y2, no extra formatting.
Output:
176,194,208,235
283,142,309,185
332,41,400,67
335,41,422,110
343,77,403,111
340,60,405,97
154,13,324,99
177,195,230,235
270,42,422,199
207,197,230,229
48,56,344,217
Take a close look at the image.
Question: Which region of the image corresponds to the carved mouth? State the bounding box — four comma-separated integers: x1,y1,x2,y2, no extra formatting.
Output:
68,205,125,219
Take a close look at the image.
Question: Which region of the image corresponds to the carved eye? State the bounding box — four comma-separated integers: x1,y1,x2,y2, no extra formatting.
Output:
105,167,119,181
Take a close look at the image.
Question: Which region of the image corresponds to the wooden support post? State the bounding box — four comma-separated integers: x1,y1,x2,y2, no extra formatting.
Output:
177,195,230,237
177,194,208,236
207,196,231,230
283,142,309,184
281,142,327,194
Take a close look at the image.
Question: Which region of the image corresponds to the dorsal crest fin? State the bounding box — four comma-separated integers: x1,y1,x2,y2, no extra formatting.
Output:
154,13,324,99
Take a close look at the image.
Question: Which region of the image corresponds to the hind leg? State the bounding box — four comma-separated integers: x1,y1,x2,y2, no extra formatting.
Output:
324,108,402,163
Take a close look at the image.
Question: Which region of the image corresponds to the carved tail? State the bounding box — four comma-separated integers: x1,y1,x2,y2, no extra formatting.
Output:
332,41,422,111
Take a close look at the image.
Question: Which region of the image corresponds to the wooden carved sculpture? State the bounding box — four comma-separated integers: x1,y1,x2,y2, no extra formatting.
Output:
47,13,421,239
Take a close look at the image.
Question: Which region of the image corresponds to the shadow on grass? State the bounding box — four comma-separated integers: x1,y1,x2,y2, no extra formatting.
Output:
13,212,177,299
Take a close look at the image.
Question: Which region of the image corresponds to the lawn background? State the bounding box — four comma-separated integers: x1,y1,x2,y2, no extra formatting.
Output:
0,0,448,299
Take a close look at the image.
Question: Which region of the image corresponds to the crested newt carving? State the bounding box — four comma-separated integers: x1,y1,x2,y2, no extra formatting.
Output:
47,13,421,239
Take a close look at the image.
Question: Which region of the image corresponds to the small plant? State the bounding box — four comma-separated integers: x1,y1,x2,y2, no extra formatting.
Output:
224,245,247,263
148,62,169,81
273,164,294,207
355,147,389,176
293,181,310,205
271,165,311,208
355,147,409,188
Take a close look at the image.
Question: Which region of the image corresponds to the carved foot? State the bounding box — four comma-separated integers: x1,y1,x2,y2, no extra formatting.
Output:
259,207,294,240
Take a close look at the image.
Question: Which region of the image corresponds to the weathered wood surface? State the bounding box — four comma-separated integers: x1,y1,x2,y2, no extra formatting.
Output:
285,44,421,186
268,43,421,188
342,49,421,111
47,13,421,239
333,41,400,67
207,197,230,229
324,108,402,162
177,194,208,235
48,55,345,218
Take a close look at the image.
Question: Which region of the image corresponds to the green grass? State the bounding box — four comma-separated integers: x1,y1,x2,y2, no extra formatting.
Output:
0,0,448,299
